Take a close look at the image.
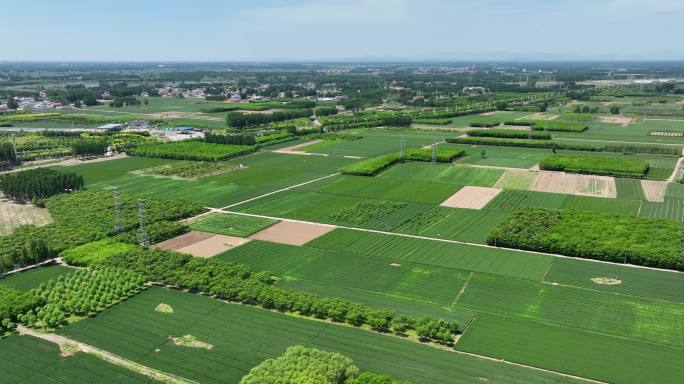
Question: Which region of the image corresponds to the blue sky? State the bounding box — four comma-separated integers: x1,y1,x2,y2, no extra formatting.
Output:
3,0,684,61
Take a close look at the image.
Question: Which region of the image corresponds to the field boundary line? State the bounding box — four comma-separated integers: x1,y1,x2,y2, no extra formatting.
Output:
557,137,684,147
220,172,341,210
18,326,198,384
451,271,474,307
221,210,684,274
540,260,556,281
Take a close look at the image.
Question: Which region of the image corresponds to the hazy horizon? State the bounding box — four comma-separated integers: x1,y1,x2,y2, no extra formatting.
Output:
4,0,684,61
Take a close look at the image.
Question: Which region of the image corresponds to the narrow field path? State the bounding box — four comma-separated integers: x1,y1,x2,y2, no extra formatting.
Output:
18,326,198,384
666,147,684,182
221,172,341,210
221,210,683,274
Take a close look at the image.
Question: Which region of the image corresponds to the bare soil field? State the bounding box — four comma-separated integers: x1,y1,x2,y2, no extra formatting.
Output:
439,186,502,209
176,234,250,258
640,180,668,202
0,198,53,236
153,230,250,258
599,116,632,126
531,171,616,198
249,220,336,245
272,140,326,156
519,112,559,121
152,231,215,250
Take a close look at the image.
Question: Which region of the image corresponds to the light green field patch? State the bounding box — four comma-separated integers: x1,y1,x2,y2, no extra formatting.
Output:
189,213,278,237
493,169,536,190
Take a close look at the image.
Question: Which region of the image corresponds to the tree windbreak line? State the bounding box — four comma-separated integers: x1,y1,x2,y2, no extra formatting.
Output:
487,207,684,270
0,168,83,202
97,247,460,344
72,139,107,158
240,346,409,384
338,148,465,176
539,154,649,177
0,189,204,274
467,129,551,140
445,136,680,155
127,141,256,161
227,109,313,128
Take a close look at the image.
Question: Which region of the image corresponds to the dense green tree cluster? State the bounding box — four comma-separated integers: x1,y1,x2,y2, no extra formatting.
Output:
127,141,256,161
110,96,141,108
72,139,107,158
99,248,460,344
315,106,338,116
0,190,203,273
0,168,83,202
0,142,17,165
240,346,358,384
204,132,257,145
0,286,42,334
540,154,649,177
487,207,684,270
24,267,145,329
381,116,412,127
468,121,500,128
226,109,313,128
240,346,410,384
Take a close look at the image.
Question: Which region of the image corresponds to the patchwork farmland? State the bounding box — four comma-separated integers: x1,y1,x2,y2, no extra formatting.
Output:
2,60,684,384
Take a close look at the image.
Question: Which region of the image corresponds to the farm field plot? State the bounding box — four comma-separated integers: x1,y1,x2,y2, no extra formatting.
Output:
447,143,550,168
0,334,154,383
379,162,503,187
638,198,684,221
318,175,461,204
249,220,335,245
640,180,668,202
560,195,641,215
665,182,684,199
543,258,684,303
456,273,684,348
219,240,469,307
493,169,536,189
58,287,577,384
483,189,568,211
615,178,646,200
456,314,684,384
306,229,554,280
550,120,684,144
394,206,510,244
0,264,72,291
440,186,502,209
188,213,278,237
0,199,53,236
52,156,177,184
530,171,617,198
302,129,448,157
153,230,249,257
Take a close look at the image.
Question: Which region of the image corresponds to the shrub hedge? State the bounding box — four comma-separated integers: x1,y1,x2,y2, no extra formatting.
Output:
467,129,551,140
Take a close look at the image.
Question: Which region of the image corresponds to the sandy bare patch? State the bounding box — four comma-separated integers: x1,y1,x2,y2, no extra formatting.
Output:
176,234,250,258
640,180,668,202
519,112,559,121
390,263,402,267
529,164,540,171
249,220,336,245
591,277,622,285
600,115,632,126
531,171,616,198
152,231,215,251
440,186,502,209
272,140,327,156
169,335,213,350
59,343,81,357
58,153,128,166
479,111,496,116
155,303,174,314
0,198,53,236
